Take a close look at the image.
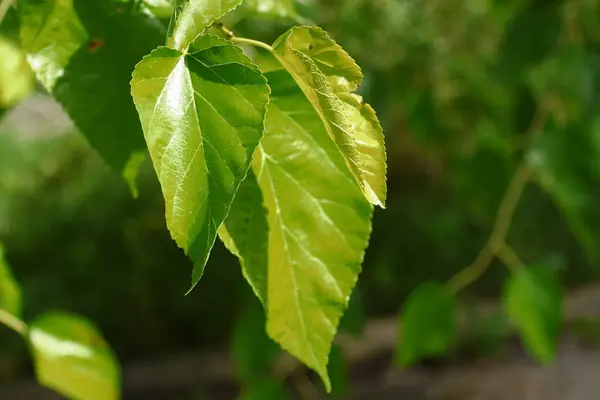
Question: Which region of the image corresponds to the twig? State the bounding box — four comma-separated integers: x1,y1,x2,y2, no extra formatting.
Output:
446,107,547,293
0,309,27,336
497,244,526,272
216,23,274,52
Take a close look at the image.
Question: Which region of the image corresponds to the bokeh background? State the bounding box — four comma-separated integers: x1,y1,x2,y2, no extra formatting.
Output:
2,0,600,398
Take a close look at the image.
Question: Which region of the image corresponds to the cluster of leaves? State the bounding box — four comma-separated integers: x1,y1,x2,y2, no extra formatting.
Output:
0,0,387,395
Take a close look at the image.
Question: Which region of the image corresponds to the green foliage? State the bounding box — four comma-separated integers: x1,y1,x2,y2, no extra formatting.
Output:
0,37,32,108
327,345,348,398
237,379,290,400
0,244,119,399
503,266,563,363
130,34,270,286
396,282,457,366
29,312,120,400
19,0,165,175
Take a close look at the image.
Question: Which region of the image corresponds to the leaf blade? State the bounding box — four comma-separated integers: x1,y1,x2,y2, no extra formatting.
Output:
131,35,269,287
167,0,242,50
271,26,387,207
28,312,120,400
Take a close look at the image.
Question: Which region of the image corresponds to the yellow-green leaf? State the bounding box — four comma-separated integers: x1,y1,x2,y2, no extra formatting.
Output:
224,51,373,391
0,244,22,320
271,26,387,207
0,36,33,108
131,35,269,288
28,312,120,400
167,0,242,50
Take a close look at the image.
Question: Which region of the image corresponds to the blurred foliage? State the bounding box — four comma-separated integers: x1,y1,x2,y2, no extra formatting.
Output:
1,0,600,395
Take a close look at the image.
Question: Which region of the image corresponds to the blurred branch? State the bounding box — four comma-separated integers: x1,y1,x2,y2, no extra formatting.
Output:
0,309,27,336
446,107,547,293
497,244,525,272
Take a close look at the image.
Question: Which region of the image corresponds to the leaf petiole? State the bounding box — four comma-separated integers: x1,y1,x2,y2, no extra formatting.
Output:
231,37,274,52
0,309,27,335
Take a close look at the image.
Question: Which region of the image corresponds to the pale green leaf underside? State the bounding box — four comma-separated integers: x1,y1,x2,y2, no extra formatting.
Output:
272,26,387,207
19,0,165,173
131,35,269,287
225,50,373,390
0,244,22,319
29,312,119,400
167,0,242,50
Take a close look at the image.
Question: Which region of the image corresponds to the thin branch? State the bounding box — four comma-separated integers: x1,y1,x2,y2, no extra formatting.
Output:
446,107,547,293
216,23,274,52
497,244,526,272
0,309,27,336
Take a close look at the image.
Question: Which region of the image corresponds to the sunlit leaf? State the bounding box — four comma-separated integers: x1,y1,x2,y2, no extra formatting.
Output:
167,0,242,50
19,0,165,176
243,0,297,19
396,282,457,366
0,244,22,319
503,266,562,363
143,0,176,19
229,51,373,391
0,36,33,108
131,35,269,288
272,26,387,207
28,312,120,400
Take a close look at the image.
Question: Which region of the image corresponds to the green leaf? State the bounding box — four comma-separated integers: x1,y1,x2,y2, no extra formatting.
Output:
237,379,290,400
28,312,120,400
271,26,387,207
328,345,348,398
240,52,373,391
396,282,457,366
130,35,269,288
167,0,242,50
503,266,562,363
242,0,298,19
0,244,22,319
19,0,165,175
143,0,176,19
0,36,33,108
219,169,269,304
232,296,279,383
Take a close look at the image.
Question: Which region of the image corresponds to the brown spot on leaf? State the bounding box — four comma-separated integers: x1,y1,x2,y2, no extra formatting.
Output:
88,38,105,53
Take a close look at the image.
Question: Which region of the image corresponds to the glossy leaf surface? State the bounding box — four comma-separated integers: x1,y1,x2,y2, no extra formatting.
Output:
224,51,373,390
272,26,387,207
19,0,165,174
131,35,269,286
29,312,120,400
396,282,457,366
503,266,562,363
167,0,242,50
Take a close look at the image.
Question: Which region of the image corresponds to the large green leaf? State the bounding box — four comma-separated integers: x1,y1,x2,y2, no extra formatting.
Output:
28,312,120,400
167,0,242,50
224,51,373,390
396,282,457,366
130,35,269,287
271,26,387,207
0,244,22,320
0,36,33,108
503,266,562,363
19,0,165,176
